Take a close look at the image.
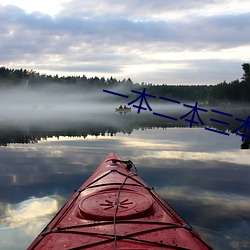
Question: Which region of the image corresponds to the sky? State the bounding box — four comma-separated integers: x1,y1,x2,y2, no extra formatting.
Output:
0,0,250,85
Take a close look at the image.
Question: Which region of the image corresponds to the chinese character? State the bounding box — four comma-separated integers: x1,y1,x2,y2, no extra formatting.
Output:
180,102,207,127
128,88,156,113
159,96,181,104
205,109,233,136
232,116,250,141
153,112,178,120
103,89,129,98
153,96,180,120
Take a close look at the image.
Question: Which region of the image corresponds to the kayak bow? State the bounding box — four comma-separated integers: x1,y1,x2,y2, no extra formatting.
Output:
28,152,213,249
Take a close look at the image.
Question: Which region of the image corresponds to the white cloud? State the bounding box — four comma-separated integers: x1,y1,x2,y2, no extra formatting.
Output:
0,0,66,16
0,196,59,229
0,196,61,249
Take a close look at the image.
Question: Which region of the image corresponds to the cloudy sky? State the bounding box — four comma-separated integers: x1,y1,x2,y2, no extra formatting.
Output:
0,0,250,85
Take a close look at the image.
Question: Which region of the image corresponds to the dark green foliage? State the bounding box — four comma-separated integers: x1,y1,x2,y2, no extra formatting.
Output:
0,63,249,104
209,63,250,104
242,63,250,82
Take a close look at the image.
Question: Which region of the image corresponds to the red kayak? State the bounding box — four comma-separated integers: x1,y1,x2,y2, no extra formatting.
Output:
28,152,213,249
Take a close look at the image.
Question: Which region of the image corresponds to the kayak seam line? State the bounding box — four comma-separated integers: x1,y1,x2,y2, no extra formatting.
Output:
40,192,82,238
78,169,151,193
54,225,192,235
56,225,191,250
30,190,82,249
81,183,142,190
83,170,114,189
56,221,181,230
148,189,187,225
147,190,213,249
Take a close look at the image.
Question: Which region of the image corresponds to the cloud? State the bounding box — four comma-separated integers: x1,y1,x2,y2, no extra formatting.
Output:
58,0,245,19
0,196,59,229
157,186,250,217
0,1,250,84
0,196,61,249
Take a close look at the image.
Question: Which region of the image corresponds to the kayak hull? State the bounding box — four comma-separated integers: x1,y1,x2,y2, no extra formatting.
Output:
28,152,213,249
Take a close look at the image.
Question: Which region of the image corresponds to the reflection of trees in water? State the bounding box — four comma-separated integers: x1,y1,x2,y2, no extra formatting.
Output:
0,109,249,149
241,138,250,149
0,132,38,146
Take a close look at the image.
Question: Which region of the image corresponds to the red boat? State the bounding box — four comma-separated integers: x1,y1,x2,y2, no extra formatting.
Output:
28,152,213,249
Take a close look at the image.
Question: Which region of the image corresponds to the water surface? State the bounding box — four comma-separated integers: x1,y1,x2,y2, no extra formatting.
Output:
0,111,250,249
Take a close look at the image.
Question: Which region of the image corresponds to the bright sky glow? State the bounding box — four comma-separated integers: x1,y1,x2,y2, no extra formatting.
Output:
0,0,66,15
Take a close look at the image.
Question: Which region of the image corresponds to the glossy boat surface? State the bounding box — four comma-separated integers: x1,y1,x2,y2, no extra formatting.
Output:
28,152,213,249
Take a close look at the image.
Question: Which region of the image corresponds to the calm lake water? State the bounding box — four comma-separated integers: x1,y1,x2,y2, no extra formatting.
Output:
0,109,250,249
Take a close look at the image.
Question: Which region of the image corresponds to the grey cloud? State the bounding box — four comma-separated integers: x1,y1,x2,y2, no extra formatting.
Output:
130,59,244,84
59,0,215,18
39,64,121,74
184,13,250,49
0,2,249,84
1,4,249,50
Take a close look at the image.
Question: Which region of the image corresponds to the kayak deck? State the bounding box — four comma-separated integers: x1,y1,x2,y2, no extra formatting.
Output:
28,152,213,249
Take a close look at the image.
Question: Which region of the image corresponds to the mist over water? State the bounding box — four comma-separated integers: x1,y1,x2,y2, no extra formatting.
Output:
0,84,249,147
0,84,192,129
0,85,115,123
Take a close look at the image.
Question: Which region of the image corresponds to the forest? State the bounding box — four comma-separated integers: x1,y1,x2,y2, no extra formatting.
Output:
0,63,249,104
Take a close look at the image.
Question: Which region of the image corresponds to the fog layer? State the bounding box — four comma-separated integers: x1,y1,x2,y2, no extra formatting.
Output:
0,85,115,123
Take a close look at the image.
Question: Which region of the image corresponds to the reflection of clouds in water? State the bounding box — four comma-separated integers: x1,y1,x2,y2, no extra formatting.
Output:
0,196,59,230
116,127,243,152
194,222,250,250
120,139,184,150
4,143,106,177
0,202,8,218
4,128,246,169
0,196,61,249
153,150,250,166
0,128,249,249
157,186,250,249
157,186,250,215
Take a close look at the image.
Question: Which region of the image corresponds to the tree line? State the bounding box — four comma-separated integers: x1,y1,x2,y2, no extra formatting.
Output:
0,63,249,104
209,63,250,104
